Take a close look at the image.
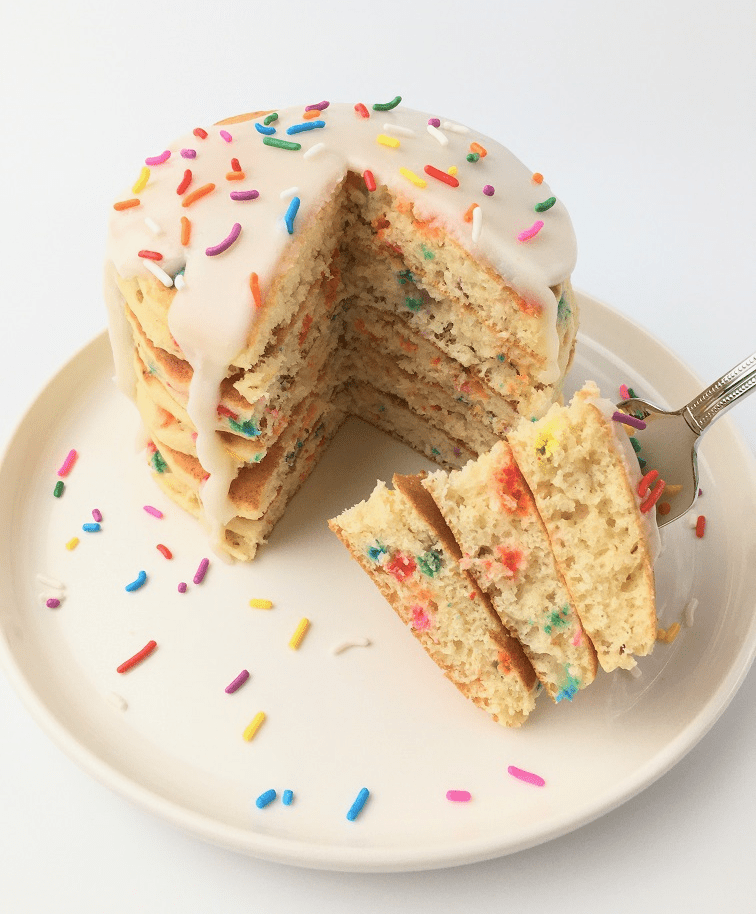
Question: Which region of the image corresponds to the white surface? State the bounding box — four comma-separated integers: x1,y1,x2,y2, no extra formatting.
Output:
4,296,753,874
1,0,754,908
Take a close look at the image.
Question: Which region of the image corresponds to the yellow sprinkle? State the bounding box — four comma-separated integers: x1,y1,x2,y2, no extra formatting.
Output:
448,165,458,176
664,484,683,496
65,537,79,551
399,167,427,188
249,598,274,609
666,622,681,643
289,617,310,650
243,711,266,742
376,134,400,148
132,166,150,194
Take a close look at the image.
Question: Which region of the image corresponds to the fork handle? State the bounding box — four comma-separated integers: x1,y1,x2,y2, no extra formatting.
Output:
683,351,756,434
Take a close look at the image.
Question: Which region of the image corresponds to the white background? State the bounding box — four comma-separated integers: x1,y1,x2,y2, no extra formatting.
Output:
1,0,755,910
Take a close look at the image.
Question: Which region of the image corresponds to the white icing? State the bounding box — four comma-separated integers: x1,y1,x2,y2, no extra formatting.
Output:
106,102,577,542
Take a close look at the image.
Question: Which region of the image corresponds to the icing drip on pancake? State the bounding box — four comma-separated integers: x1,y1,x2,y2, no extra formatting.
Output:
106,101,578,547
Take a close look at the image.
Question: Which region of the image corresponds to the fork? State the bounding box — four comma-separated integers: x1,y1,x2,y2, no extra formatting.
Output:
615,351,756,526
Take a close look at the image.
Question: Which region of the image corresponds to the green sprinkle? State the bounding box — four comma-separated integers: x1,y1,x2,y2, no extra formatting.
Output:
150,449,168,474
396,268,416,285
421,244,435,260
372,95,402,111
630,436,642,453
229,417,261,438
53,480,64,498
557,294,571,321
405,296,423,311
628,387,637,399
418,550,443,577
466,152,480,162
263,113,278,125
535,196,556,213
430,447,440,456
262,136,302,151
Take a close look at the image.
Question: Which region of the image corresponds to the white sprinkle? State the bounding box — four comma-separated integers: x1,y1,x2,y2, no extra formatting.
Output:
36,573,65,591
143,259,174,287
684,597,698,627
174,273,186,290
303,142,326,159
442,120,470,134
105,692,129,711
687,513,699,529
471,205,483,243
144,216,163,236
426,124,449,146
280,186,300,199
383,123,416,137
628,663,642,679
331,637,372,655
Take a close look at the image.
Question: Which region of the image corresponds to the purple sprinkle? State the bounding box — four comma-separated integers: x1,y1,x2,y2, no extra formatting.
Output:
428,118,441,127
205,222,242,256
46,598,60,609
230,189,260,201
483,184,495,196
305,100,330,111
178,582,187,594
612,410,647,430
220,129,232,142
225,669,250,694
92,508,102,522
181,148,197,159
193,557,210,585
145,150,171,166
143,505,164,519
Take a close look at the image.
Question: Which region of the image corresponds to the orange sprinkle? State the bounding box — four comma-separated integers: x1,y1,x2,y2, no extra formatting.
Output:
532,172,544,184
250,272,262,308
470,142,487,158
666,622,681,642
180,216,191,246
302,108,323,120
225,170,246,181
181,183,215,208
463,202,479,223
695,515,706,538
113,198,140,211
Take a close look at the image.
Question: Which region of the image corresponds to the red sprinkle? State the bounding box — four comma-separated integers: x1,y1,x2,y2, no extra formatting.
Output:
217,404,239,419
354,103,370,119
230,157,242,172
117,640,157,674
363,169,376,192
156,544,173,559
695,515,706,538
113,198,140,211
138,250,163,261
637,469,659,498
640,478,666,513
176,169,192,195
193,127,208,139
424,164,460,187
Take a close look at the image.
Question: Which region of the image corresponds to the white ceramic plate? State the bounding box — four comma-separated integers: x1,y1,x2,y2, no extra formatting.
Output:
1,291,755,872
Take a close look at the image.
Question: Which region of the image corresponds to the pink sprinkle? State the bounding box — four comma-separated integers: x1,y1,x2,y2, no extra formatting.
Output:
92,508,102,522
305,100,330,111
181,148,197,158
220,130,233,142
145,150,171,166
206,222,242,256
517,220,544,242
143,505,163,519
193,557,210,585
230,189,260,201
482,184,495,196
508,765,546,787
46,598,60,609
612,410,647,430
57,449,78,477
178,582,187,593
225,669,250,693
572,627,583,646
428,118,441,127
619,384,631,400
446,790,472,802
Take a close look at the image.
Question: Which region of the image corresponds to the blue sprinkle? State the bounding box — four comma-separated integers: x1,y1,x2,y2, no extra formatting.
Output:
125,570,147,592
286,120,326,134
282,789,294,806
255,789,277,809
254,122,276,135
82,522,101,532
346,787,370,821
284,196,301,234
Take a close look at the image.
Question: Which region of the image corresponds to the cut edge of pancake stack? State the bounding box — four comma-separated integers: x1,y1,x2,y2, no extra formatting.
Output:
329,382,660,728
105,101,579,561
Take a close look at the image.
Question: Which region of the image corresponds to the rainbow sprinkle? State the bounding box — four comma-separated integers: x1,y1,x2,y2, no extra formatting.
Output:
286,120,326,134
125,570,147,592
243,711,266,742
53,481,64,498
193,557,210,585
145,150,171,166
230,189,260,201
508,765,545,787
143,505,163,518
399,166,426,188
423,164,459,187
517,220,544,242
132,167,150,193
255,789,277,808
262,137,302,151
284,197,301,234
372,95,402,111
249,598,273,609
225,669,250,694
289,617,310,649
376,134,400,149
612,410,647,430
117,640,157,674
535,196,556,212
205,222,242,256
57,449,78,477
346,787,370,820
446,790,472,802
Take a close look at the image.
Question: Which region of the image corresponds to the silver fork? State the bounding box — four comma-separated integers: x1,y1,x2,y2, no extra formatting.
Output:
616,351,756,526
